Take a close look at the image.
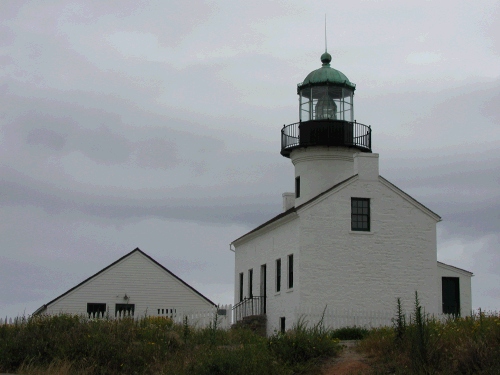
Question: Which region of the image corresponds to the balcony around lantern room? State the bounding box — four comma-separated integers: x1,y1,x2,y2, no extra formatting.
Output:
281,85,372,157
280,119,372,157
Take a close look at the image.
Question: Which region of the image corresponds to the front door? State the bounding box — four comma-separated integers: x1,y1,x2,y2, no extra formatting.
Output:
442,277,460,315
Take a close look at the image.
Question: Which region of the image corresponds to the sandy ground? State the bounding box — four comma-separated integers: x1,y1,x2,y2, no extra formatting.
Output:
321,340,373,375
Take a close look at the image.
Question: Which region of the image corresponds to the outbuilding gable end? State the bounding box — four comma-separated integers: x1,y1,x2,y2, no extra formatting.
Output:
34,248,215,315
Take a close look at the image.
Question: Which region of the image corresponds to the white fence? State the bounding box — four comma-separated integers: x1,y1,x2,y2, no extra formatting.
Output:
158,305,233,330
0,304,233,330
294,307,394,329
293,307,466,330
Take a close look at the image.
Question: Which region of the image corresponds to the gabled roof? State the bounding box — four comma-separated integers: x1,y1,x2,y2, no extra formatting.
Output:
34,248,215,315
232,173,442,246
438,261,474,276
232,174,358,245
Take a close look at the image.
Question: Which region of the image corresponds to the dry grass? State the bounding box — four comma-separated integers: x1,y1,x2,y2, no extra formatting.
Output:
0,313,341,375
358,310,500,375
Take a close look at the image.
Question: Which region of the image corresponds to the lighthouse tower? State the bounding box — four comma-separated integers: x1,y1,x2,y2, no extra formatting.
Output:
281,52,372,206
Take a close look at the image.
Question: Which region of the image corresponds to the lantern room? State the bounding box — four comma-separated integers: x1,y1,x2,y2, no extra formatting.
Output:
298,52,355,122
281,52,372,157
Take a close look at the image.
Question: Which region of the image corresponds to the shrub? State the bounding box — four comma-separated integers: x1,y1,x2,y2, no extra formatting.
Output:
330,326,370,340
357,296,500,375
0,313,343,374
268,316,341,371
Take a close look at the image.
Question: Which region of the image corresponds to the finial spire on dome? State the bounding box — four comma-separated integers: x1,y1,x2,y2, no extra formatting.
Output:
325,14,327,53
321,15,331,66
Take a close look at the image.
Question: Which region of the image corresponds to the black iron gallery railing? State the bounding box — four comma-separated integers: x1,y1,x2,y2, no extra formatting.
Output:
233,296,266,322
281,120,372,156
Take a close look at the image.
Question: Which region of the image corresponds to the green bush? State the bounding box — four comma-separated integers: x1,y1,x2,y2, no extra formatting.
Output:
329,326,369,340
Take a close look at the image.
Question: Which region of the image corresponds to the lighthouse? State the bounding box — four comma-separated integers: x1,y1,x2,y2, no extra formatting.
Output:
231,51,472,335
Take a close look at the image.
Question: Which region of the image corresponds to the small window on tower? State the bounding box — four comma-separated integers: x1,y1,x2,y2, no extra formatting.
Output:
351,198,370,231
295,176,300,198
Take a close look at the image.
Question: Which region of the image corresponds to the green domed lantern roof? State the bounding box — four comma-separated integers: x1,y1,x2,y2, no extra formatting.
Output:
298,52,356,91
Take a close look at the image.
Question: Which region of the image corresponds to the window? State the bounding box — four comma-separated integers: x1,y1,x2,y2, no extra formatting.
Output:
248,269,253,298
280,317,286,333
288,254,294,289
260,264,267,313
158,308,176,316
276,259,281,292
295,176,300,198
115,304,135,317
87,303,106,318
351,198,370,231
239,272,244,302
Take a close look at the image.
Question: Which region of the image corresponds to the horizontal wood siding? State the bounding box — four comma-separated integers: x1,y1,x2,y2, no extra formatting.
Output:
46,251,214,317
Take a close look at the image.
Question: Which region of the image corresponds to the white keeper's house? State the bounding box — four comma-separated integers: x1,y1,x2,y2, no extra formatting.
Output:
34,248,227,326
231,51,473,335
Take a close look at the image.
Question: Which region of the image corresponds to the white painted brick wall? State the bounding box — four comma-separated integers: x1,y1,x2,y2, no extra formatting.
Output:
234,216,300,335
298,177,439,317
291,147,357,206
232,147,469,335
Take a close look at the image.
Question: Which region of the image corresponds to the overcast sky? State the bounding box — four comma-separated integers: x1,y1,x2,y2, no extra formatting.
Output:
1,0,499,318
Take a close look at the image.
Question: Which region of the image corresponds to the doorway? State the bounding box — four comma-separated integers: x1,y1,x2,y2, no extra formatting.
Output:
442,277,460,315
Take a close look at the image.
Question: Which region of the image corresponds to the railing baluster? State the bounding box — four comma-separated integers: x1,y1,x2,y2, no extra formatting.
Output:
232,296,266,322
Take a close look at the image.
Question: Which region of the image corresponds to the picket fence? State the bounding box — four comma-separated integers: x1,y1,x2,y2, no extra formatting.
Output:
293,307,394,329
0,304,233,330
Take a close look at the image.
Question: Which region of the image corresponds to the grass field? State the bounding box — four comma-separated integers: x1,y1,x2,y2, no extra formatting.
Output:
1,298,498,375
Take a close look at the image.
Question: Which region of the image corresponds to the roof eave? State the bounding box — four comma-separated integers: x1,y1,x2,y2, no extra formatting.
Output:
231,174,359,247
378,176,441,222
438,261,474,276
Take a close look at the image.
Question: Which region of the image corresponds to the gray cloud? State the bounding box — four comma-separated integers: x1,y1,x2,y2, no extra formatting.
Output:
0,257,63,304
1,0,499,317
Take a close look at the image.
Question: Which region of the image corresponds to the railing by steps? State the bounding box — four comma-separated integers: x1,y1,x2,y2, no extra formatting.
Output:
233,296,266,322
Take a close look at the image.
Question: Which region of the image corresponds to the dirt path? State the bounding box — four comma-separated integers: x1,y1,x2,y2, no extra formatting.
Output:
321,340,372,375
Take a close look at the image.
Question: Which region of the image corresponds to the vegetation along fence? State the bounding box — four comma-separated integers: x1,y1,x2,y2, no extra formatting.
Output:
1,304,233,330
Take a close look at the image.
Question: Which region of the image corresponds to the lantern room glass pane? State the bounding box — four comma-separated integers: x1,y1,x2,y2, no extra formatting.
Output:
299,87,312,121
299,86,353,122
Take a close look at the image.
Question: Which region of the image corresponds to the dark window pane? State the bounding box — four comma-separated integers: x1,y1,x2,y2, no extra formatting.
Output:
115,304,135,317
351,198,370,231
87,303,106,318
